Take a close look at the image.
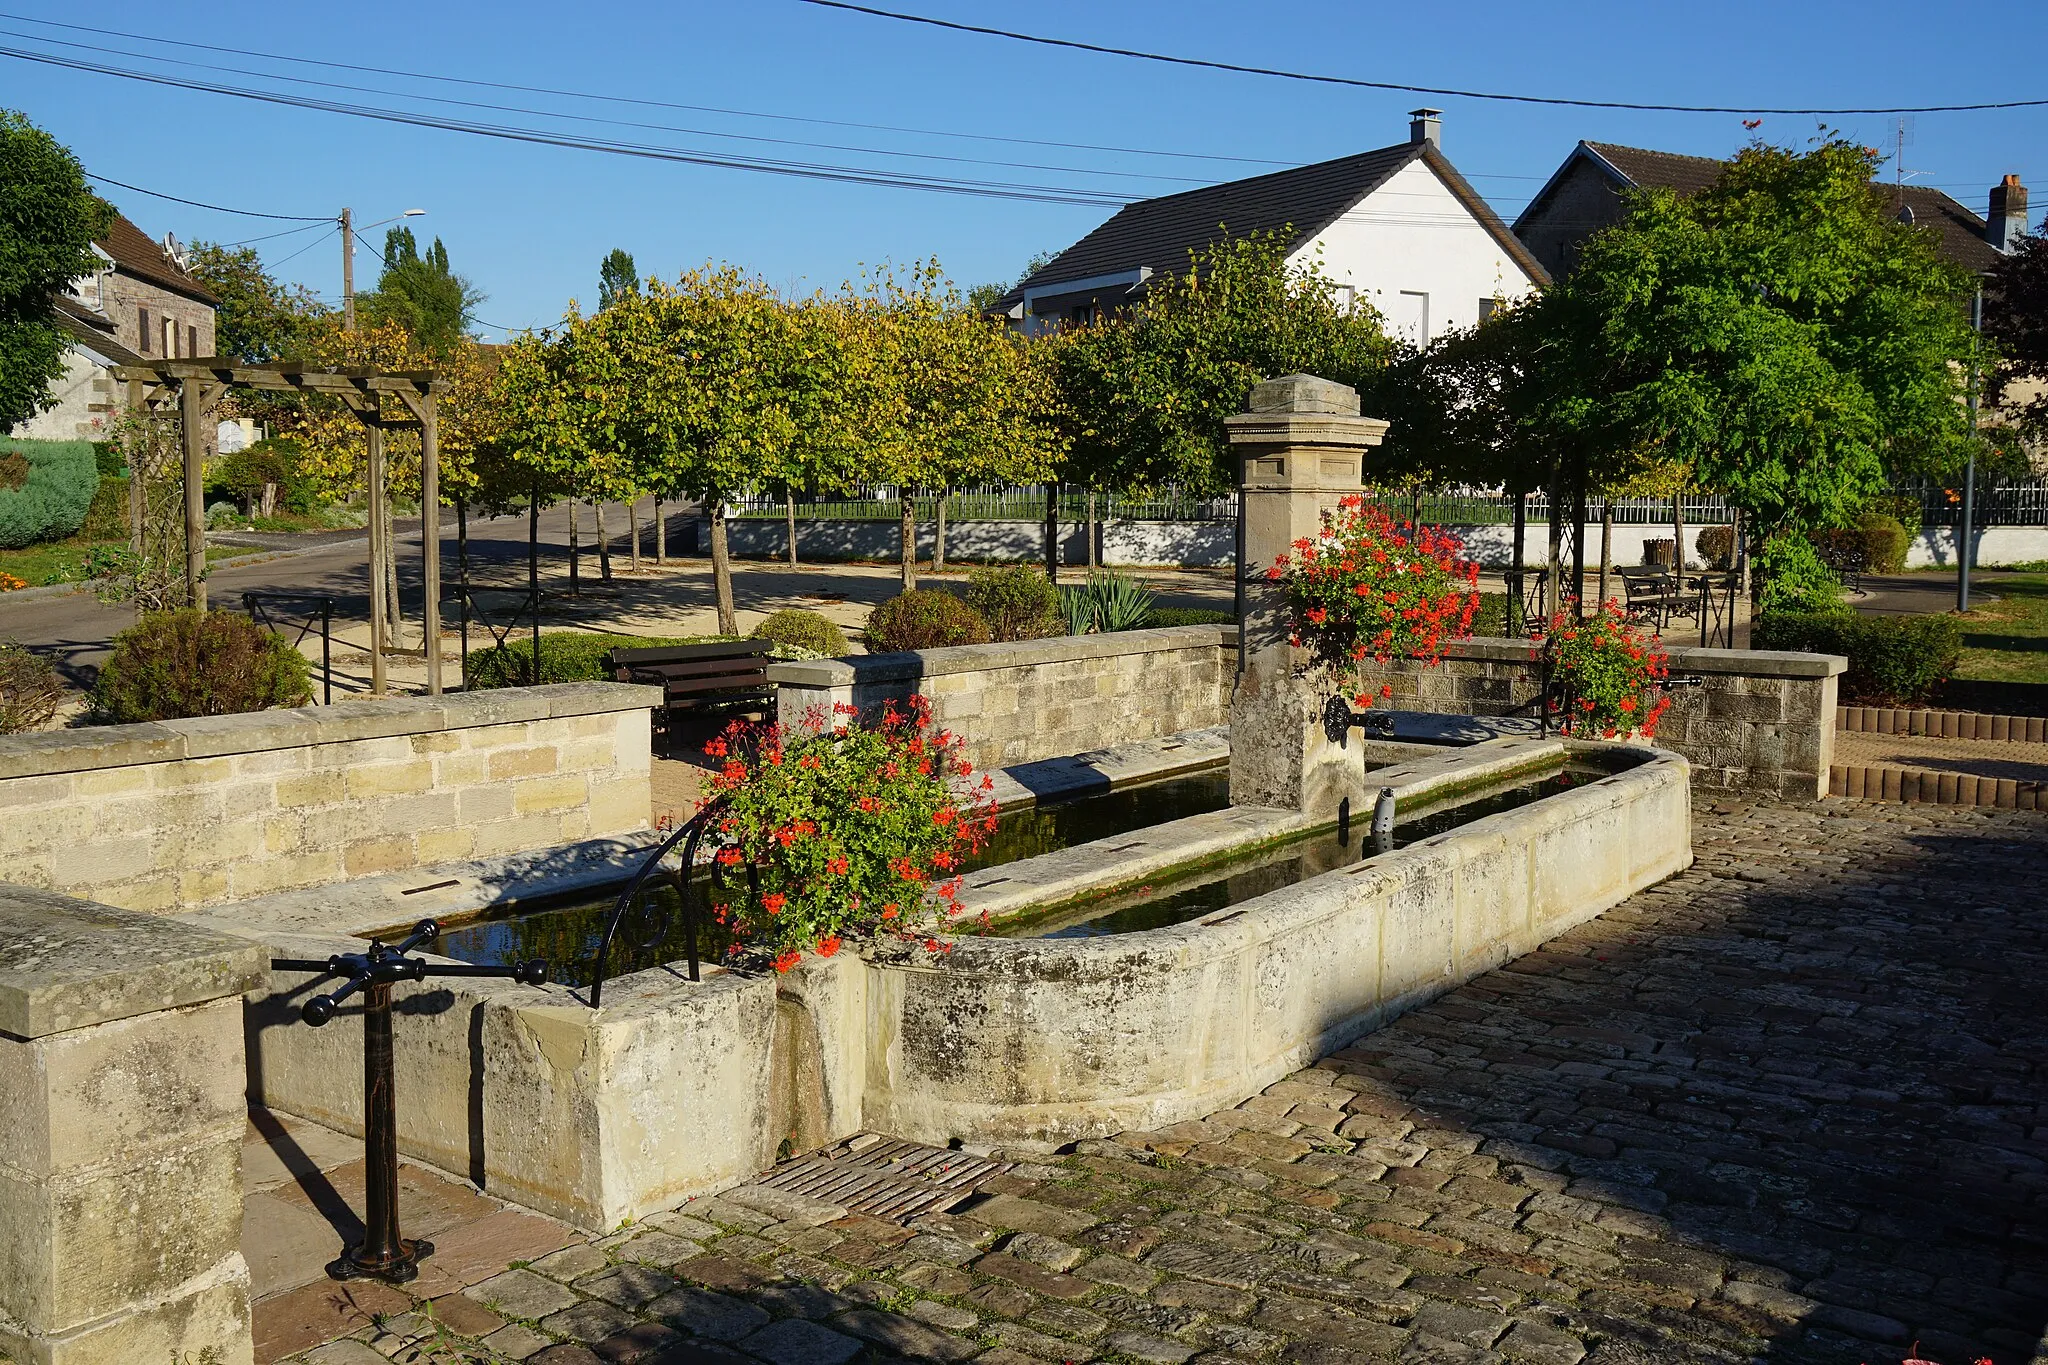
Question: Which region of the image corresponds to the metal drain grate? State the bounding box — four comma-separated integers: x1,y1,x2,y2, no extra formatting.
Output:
753,1137,1013,1220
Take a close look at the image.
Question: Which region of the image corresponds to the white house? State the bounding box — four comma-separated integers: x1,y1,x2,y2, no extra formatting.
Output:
994,111,1548,341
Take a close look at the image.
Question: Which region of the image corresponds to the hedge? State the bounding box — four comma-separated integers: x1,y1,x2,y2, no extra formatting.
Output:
1141,606,1236,629
0,439,98,548
1752,610,1961,706
465,631,736,689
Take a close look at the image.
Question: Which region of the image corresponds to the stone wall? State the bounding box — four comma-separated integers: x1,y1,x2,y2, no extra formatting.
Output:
0,683,660,913
768,626,1235,773
0,887,265,1365
1352,637,1845,798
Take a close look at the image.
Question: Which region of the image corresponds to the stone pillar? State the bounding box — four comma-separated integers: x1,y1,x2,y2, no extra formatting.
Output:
1226,375,1389,814
0,887,265,1365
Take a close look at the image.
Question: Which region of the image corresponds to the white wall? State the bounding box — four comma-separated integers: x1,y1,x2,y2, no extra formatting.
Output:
1289,158,1540,341
8,346,109,442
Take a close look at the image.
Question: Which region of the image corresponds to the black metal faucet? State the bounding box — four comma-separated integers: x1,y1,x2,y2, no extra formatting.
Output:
272,921,544,1284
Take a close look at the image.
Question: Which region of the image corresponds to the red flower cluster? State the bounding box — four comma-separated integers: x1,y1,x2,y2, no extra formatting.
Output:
1271,496,1482,708
1546,599,1673,739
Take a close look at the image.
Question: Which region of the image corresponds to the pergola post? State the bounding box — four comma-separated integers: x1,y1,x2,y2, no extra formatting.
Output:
407,390,444,696
179,377,206,609
366,423,389,696
125,378,146,556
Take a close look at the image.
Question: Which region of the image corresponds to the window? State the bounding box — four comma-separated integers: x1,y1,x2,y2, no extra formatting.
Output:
138,306,151,354
1333,285,1356,313
1392,291,1430,344
164,317,177,359
188,325,199,358
1477,297,1498,323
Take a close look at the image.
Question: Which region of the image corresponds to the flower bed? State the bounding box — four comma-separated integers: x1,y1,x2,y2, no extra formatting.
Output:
1547,601,1672,738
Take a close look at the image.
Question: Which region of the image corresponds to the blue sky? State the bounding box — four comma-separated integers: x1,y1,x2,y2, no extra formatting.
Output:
8,0,2044,340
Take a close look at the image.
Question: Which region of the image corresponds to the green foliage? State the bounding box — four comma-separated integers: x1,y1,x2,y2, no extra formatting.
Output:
1813,511,1910,575
1755,535,1845,616
1059,568,1157,635
79,474,128,541
464,631,733,689
95,611,311,722
0,111,112,432
865,590,991,652
597,248,638,311
750,609,848,658
186,242,327,363
1753,610,1960,705
93,441,125,477
0,440,99,548
965,563,1060,641
1987,213,2048,450
1695,525,1736,571
699,696,997,965
213,437,321,514
0,641,62,733
1527,136,1980,540
1469,593,1509,637
1142,605,1236,629
1547,602,1674,738
359,227,483,356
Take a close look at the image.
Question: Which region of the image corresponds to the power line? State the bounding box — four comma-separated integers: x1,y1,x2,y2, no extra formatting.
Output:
796,0,2048,115
219,220,336,249
0,8,1291,171
82,169,333,221
351,228,518,336
4,44,1138,207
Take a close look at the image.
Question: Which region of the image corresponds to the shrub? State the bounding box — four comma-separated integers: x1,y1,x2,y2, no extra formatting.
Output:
204,501,244,530
0,643,63,733
1143,606,1236,629
0,439,98,548
1752,611,1961,705
79,475,128,541
1695,525,1735,571
1755,535,1843,616
1547,601,1673,738
213,437,322,515
965,564,1060,641
465,631,733,689
865,590,991,652
1060,568,1157,635
1812,512,1910,576
94,610,311,722
700,695,998,968
750,609,847,658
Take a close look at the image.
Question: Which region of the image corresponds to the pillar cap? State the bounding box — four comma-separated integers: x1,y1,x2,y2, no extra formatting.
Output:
1248,374,1359,415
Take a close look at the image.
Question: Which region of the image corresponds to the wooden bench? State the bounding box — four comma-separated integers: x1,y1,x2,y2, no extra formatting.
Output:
608,641,776,737
1616,567,1690,629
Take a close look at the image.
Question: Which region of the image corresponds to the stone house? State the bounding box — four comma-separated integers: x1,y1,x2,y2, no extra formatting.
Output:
991,111,1548,342
10,207,219,442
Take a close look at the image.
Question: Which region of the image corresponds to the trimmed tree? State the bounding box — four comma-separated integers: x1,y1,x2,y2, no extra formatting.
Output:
0,111,112,432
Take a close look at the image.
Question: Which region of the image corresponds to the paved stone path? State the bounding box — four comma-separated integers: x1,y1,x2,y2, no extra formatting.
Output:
279,796,2048,1365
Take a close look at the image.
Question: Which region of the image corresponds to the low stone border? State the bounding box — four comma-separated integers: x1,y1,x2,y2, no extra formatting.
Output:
1836,705,2048,741
1829,763,2048,808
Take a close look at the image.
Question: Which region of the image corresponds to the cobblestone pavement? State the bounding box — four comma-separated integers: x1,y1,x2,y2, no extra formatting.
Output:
285,796,2048,1365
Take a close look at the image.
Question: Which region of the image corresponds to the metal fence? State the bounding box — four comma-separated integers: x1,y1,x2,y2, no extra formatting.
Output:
728,479,2048,527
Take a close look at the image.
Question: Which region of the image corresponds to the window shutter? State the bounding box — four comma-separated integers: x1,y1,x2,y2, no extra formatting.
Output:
138,307,151,354
188,325,199,357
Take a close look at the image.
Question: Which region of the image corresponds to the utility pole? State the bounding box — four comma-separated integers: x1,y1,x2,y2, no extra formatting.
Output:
1959,287,1982,612
340,207,355,330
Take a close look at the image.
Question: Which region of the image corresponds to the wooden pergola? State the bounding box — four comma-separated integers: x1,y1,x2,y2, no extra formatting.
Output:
112,360,449,696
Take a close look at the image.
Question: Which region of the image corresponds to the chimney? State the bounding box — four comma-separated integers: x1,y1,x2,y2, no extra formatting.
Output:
1409,108,1442,149
1989,174,2028,252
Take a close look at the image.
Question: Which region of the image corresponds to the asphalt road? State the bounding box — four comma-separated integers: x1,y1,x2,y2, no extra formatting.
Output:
0,501,696,687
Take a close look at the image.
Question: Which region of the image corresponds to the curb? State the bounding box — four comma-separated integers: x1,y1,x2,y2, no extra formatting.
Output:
1837,705,2048,742
1829,763,2047,809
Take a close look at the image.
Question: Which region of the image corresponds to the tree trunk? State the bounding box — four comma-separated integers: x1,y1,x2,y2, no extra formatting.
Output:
710,502,738,637
594,501,613,581
1086,488,1098,568
654,497,667,565
1544,476,1563,622
627,498,641,572
1597,497,1614,608
527,487,542,685
899,489,918,594
786,492,799,569
1510,491,1527,634
1044,482,1060,584
567,499,580,596
934,487,948,573
1672,491,1685,575
1571,477,1588,619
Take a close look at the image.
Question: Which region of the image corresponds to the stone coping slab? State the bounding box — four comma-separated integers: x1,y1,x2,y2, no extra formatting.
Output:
0,884,267,1037
1432,635,1846,679
0,682,663,781
766,624,1235,689
982,724,1229,808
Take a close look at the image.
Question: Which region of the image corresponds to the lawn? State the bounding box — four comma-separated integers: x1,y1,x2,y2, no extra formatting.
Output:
1953,571,2048,684
0,537,251,591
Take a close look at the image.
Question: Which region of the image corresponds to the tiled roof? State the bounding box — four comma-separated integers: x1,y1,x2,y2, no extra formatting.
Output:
96,208,218,306
1007,140,1546,306
1579,142,2001,274
51,294,143,364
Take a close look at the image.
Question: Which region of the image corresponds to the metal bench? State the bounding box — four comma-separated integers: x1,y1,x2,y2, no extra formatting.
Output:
608,641,776,739
1615,567,1689,629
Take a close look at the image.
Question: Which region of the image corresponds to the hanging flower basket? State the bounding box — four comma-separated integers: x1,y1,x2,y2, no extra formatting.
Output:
1546,600,1673,739
700,695,998,969
1269,495,1482,708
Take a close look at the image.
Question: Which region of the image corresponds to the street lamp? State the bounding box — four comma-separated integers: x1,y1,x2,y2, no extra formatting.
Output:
341,207,427,332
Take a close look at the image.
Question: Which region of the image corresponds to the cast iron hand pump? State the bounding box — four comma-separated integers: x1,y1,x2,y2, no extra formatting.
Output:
272,921,545,1284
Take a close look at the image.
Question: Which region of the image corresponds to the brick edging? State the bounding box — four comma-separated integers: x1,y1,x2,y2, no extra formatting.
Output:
1837,706,2048,741
1830,763,2047,808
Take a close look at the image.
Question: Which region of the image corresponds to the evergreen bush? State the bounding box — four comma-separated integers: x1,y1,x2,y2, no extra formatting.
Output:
865,590,991,652
965,564,1060,641
1753,610,1961,705
94,610,311,722
750,609,848,658
0,642,63,733
0,439,97,548
1142,606,1236,628
465,631,733,689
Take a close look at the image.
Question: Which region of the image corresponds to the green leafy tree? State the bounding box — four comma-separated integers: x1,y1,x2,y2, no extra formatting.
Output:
360,226,484,355
1525,136,1981,569
186,242,329,362
597,248,639,312
0,111,112,431
1987,213,2048,456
